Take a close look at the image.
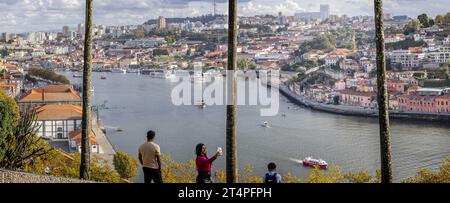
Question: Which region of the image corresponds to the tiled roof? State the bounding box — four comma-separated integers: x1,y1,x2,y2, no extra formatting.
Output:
19,85,81,103
68,129,98,145
35,104,82,121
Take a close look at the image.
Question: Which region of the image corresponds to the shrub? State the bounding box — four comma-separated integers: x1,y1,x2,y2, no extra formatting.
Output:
402,158,450,183
113,151,139,181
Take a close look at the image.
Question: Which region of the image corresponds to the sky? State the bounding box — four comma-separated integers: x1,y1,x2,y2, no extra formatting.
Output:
0,0,449,33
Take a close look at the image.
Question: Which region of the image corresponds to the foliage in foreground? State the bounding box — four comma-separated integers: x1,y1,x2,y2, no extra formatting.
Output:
113,151,139,181
160,155,449,183
24,151,123,183
0,110,52,169
402,158,450,183
160,154,370,183
0,90,20,162
0,91,50,169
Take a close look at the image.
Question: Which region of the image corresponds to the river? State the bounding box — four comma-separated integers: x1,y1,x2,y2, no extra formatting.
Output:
62,72,450,183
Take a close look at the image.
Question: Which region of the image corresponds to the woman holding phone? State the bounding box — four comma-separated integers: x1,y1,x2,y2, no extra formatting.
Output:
195,143,222,183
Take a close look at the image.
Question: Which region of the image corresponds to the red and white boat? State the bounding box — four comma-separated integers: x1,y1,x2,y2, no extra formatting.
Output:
302,157,328,169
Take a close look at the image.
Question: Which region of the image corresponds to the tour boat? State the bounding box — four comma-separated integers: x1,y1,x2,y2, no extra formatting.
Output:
302,157,328,169
126,69,140,74
73,74,82,78
149,70,174,79
111,68,126,74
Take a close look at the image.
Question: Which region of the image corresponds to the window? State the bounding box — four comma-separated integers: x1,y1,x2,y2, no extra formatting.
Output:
56,133,63,139
57,127,63,132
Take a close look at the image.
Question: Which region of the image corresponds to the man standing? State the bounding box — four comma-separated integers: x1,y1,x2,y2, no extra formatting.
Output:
139,130,162,183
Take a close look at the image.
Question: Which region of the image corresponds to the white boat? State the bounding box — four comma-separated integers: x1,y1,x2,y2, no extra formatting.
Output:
261,121,270,128
203,70,222,78
126,69,140,74
111,68,126,74
150,70,174,79
191,76,207,83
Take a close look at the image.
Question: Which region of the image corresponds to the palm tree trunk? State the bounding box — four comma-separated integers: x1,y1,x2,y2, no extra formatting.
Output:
374,0,393,183
226,0,238,183
80,0,93,180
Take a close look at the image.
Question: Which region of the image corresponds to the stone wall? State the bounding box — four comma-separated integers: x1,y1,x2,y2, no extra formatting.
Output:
276,83,450,122
0,170,95,183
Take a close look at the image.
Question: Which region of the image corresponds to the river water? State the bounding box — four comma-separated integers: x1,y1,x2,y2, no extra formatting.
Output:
62,72,449,183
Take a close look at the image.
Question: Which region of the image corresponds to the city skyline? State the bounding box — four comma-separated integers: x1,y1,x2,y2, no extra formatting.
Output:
1,0,449,186
0,0,449,33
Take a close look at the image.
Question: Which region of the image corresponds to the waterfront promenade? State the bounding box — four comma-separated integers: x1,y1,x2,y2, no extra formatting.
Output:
277,83,450,122
92,117,116,167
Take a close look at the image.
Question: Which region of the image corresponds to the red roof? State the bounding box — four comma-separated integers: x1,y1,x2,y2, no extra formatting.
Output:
34,104,82,121
69,129,98,145
19,85,81,103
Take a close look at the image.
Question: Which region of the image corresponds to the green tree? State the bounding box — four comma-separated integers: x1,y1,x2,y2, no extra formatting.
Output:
27,68,70,84
403,19,420,35
439,66,450,80
25,152,122,183
0,109,51,169
113,151,139,181
385,39,426,50
237,57,256,70
435,15,445,25
304,165,345,183
418,13,434,27
129,28,145,39
0,91,20,162
402,158,449,183
445,12,450,24
165,35,176,45
344,171,373,183
0,94,51,170
296,33,336,56
147,155,449,183
0,69,6,78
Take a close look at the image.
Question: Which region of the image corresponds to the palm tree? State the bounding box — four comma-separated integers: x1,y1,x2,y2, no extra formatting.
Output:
80,0,93,180
374,0,393,183
226,0,238,183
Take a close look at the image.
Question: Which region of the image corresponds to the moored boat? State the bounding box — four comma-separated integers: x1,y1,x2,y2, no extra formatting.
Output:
126,69,140,74
145,70,174,79
111,68,126,74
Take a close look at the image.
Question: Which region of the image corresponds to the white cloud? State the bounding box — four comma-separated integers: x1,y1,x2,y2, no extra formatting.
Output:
0,0,448,33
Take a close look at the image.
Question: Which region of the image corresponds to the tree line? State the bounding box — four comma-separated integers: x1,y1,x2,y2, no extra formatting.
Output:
27,68,70,85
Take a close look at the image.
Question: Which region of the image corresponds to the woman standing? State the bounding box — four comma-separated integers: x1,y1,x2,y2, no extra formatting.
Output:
195,143,222,183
